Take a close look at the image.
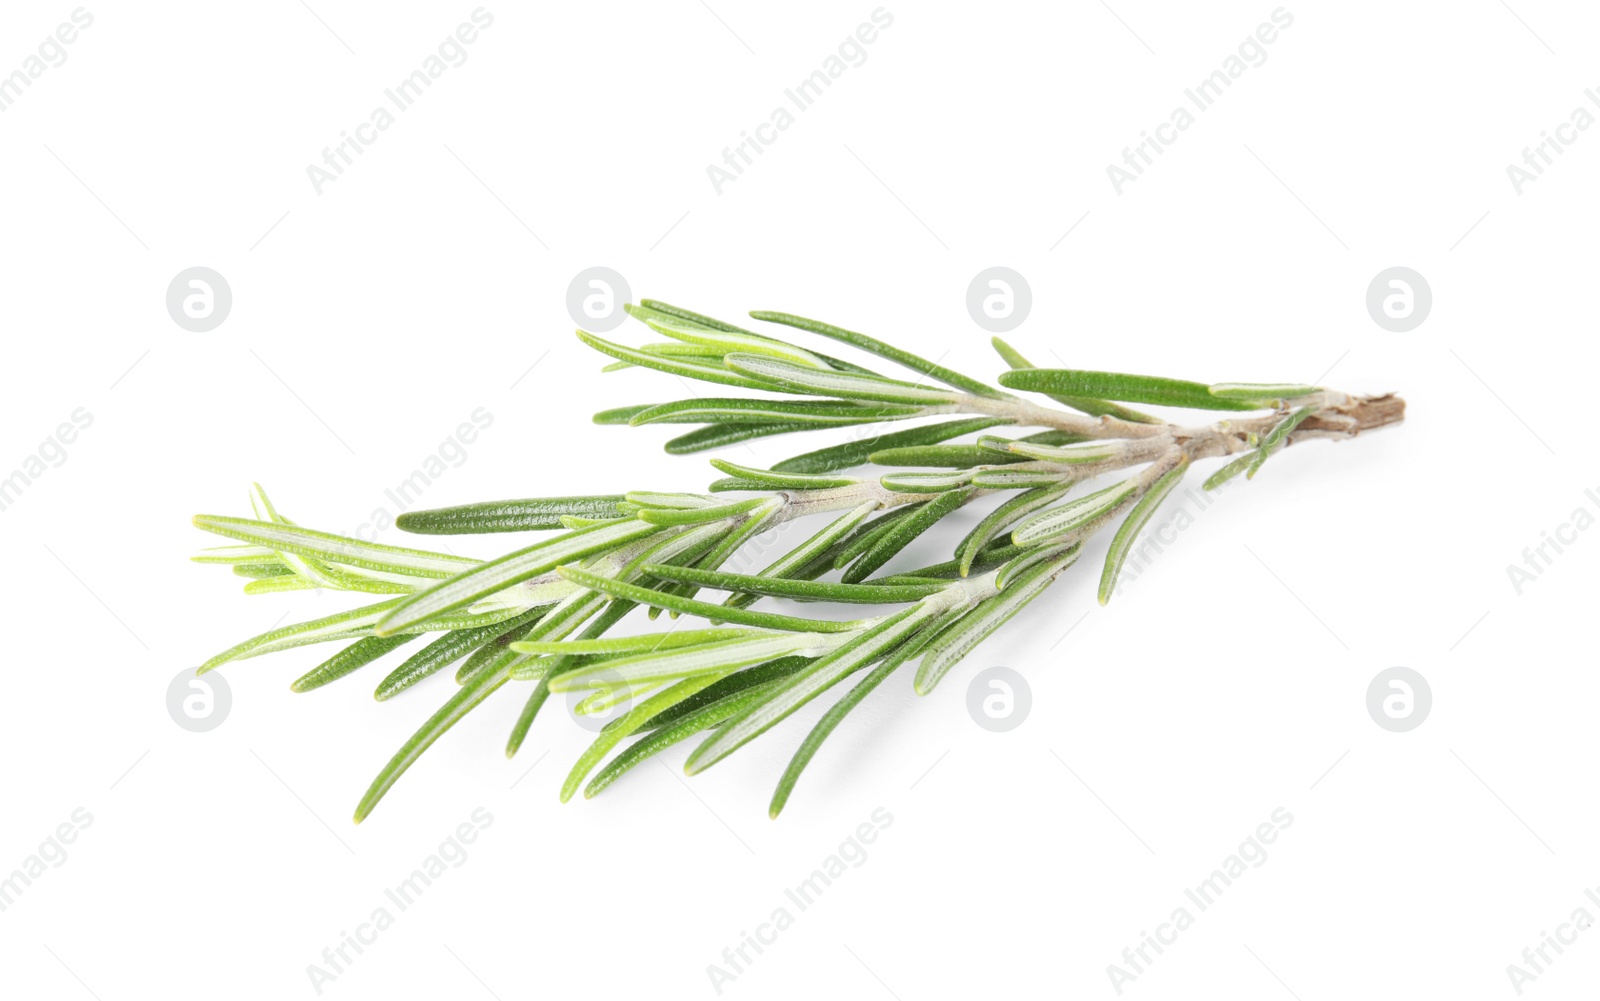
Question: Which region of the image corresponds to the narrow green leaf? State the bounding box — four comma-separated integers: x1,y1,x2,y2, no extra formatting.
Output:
1010,478,1140,546
644,317,833,369
513,627,763,657
291,634,417,693
1245,406,1317,480
635,496,768,527
1099,458,1189,604
630,398,921,427
374,519,662,636
637,300,884,377
560,674,730,802
705,459,858,492
878,470,973,493
663,422,818,454
999,368,1259,411
192,515,479,578
593,404,654,425
641,564,948,603
968,469,1071,489
988,337,1161,423
550,632,827,692
577,330,781,391
686,603,937,774
833,505,921,569
505,598,635,759
374,605,547,701
199,598,405,673
958,484,1073,575
842,487,974,584
770,417,1012,474
396,496,626,534
1209,381,1320,401
750,310,1005,399
556,565,870,633
978,434,1122,464
722,354,963,404
1203,453,1254,491
915,547,1079,694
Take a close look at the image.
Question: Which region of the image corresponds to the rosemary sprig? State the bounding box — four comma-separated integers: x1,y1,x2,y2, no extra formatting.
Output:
190,298,1404,821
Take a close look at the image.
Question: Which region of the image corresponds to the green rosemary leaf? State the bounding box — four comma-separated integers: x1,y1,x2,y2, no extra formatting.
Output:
576,330,781,391
630,657,812,732
978,434,1123,464
353,660,514,823
1010,478,1141,546
640,564,948,603
878,470,974,493
200,598,405,673
560,674,731,802
686,602,938,774
395,496,628,535
998,368,1260,411
663,422,818,454
723,353,963,405
719,500,880,609
456,609,545,684
635,496,769,527
831,505,920,570
915,547,1080,694
193,516,479,578
290,634,418,693
585,677,792,798
505,598,635,758
550,632,828,692
1209,381,1320,402
958,484,1074,575
769,417,1013,474
513,627,763,657
995,541,1076,591
193,544,279,565
842,487,974,584
1203,453,1254,491
867,430,1082,468
705,459,858,491
556,565,870,633
593,404,654,425
248,483,345,590
629,398,923,427
233,563,295,580
374,605,548,701
967,469,1071,490
375,519,663,636
768,606,954,817
1100,458,1189,604
989,337,1161,423
644,317,833,369
636,299,888,378
1246,405,1318,480
749,310,1006,399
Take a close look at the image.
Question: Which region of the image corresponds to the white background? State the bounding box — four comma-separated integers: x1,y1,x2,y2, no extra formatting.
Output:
1,1,1596,998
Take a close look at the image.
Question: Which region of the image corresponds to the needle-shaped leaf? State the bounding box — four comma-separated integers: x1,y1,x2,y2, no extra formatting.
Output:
395,496,626,535
644,317,834,369
686,602,938,774
705,459,857,491
957,484,1072,575
1245,406,1317,480
556,565,870,633
374,605,548,701
833,505,921,569
640,564,949,603
577,330,782,391
769,417,1012,474
513,627,764,657
199,598,406,673
998,368,1260,411
560,674,732,802
584,677,792,799
1209,381,1320,402
989,337,1161,423
1203,452,1254,491
291,634,417,693
968,469,1071,489
1010,478,1141,546
505,597,635,758
375,519,663,636
550,632,833,692
750,310,1006,399
842,487,974,584
978,434,1123,464
638,300,884,377
192,516,480,578
630,398,921,427
634,495,768,527
868,430,1083,468
915,547,1079,694
722,354,964,404
193,544,279,565
720,499,880,610
663,422,819,454
878,470,974,493
1099,457,1189,604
